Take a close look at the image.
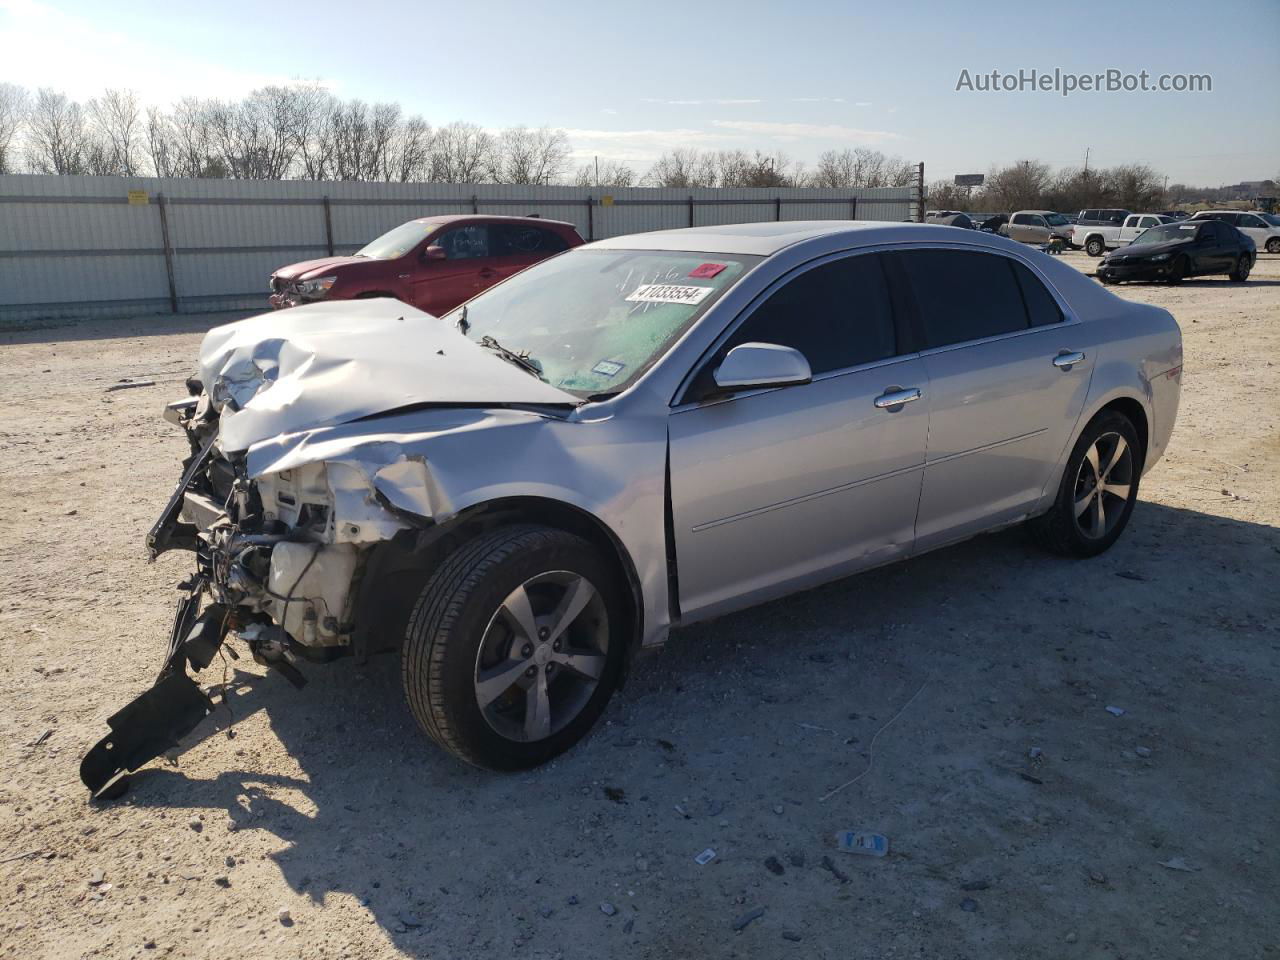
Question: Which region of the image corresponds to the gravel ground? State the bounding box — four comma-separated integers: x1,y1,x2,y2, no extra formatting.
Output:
2,251,1277,960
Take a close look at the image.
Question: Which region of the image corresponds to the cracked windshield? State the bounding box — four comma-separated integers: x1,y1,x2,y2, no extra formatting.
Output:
445,249,758,396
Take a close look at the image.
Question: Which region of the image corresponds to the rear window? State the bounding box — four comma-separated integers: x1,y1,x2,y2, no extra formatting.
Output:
898,250,1028,348
1012,262,1063,327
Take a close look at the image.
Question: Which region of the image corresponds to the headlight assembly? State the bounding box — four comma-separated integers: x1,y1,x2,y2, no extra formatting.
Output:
297,276,337,298
1150,254,1172,262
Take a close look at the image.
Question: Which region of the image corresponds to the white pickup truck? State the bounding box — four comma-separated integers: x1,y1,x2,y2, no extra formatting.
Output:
1074,212,1174,257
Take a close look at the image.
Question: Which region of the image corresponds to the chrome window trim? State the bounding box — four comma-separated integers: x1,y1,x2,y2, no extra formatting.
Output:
669,240,1079,411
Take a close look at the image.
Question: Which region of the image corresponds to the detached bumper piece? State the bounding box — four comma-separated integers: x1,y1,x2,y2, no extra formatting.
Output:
79,600,230,800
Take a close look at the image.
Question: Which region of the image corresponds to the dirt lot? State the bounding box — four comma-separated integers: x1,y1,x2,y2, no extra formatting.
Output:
2,250,1277,960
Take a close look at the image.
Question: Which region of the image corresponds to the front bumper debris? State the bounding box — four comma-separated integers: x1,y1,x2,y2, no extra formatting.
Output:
79,588,231,799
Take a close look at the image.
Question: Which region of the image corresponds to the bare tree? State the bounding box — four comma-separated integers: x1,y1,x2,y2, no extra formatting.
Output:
643,149,718,188
983,159,1052,211
0,83,28,175
496,126,570,184
386,114,434,182
431,121,496,183
573,158,636,188
86,89,143,175
809,148,913,188
25,88,89,174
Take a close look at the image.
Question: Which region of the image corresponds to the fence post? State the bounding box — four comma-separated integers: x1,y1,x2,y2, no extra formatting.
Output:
156,193,179,314
850,197,858,221
774,197,781,221
322,196,334,256
687,195,694,228
916,162,926,222
587,196,594,242
471,194,479,214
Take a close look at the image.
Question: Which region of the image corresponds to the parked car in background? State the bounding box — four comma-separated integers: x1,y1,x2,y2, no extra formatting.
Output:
1188,210,1280,253
927,212,975,229
1097,218,1255,284
1158,210,1190,220
82,220,1183,792
978,214,1009,234
269,215,584,316
1007,210,1074,245
1073,209,1133,256
1115,213,1177,246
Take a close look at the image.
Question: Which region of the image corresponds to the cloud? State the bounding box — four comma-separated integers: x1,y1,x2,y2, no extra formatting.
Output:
0,0,318,104
855,101,873,107
640,97,763,105
560,126,747,167
790,97,847,104
600,107,618,115
711,120,901,144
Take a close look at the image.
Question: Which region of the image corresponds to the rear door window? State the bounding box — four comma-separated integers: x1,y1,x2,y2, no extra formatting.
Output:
725,253,897,374
1012,262,1064,327
898,250,1029,348
492,223,570,256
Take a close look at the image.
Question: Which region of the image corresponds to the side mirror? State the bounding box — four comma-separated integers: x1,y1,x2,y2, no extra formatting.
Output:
423,244,446,261
712,343,811,393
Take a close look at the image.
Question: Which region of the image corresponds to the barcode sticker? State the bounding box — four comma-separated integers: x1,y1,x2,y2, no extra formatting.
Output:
625,284,713,306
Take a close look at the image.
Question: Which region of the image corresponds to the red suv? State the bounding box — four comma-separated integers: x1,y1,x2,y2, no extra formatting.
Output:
269,215,584,316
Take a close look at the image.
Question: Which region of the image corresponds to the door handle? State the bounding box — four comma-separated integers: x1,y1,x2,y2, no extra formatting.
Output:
874,387,922,409
1053,351,1086,370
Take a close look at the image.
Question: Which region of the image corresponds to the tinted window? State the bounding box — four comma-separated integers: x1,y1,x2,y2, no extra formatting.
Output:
492,224,569,256
1240,215,1266,228
1139,217,1158,228
437,225,489,259
1012,262,1063,327
726,254,897,374
899,250,1028,348
1011,214,1032,225
1081,210,1098,221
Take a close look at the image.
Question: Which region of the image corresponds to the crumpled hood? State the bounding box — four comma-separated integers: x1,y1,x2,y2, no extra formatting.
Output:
272,255,368,282
198,298,578,453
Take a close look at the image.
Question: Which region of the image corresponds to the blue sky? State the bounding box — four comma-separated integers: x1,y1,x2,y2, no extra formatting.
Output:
3,0,1277,184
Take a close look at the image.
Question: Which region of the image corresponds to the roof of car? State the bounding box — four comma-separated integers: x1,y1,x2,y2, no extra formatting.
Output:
410,214,577,228
589,220,957,256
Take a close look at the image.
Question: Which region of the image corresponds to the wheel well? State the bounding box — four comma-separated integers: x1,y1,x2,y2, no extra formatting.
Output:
1097,397,1149,470
355,497,645,670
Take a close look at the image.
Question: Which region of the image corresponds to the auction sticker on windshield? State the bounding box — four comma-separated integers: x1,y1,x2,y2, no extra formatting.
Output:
626,284,713,306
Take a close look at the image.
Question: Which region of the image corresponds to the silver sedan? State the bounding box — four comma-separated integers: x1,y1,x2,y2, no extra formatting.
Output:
81,221,1183,793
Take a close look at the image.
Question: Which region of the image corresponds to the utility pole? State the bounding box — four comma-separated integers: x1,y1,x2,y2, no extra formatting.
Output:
594,155,599,187
1083,147,1091,177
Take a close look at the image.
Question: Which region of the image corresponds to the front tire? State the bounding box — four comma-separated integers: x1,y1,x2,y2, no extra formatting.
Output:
1028,412,1141,558
1085,237,1105,257
1266,238,1280,254
1166,255,1188,284
1229,255,1252,282
402,525,626,770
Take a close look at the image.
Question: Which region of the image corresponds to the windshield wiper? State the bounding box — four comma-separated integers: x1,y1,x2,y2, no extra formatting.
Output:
478,334,544,380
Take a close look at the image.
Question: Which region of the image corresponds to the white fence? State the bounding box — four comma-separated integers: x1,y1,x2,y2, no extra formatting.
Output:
0,174,921,322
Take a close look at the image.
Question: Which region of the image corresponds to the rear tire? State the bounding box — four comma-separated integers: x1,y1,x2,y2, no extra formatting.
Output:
1266,238,1280,254
1229,255,1252,282
1028,412,1141,558
402,524,626,770
1085,237,1105,257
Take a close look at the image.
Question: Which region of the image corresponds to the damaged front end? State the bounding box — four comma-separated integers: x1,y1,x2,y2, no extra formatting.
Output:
80,381,391,798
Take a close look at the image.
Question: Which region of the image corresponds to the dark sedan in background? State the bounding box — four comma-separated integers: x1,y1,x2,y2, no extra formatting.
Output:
1097,218,1255,285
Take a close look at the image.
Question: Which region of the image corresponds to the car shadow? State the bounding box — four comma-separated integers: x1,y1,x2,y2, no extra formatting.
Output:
100,499,1280,956
1105,278,1280,287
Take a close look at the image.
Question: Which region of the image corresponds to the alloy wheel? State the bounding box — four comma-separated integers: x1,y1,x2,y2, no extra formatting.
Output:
1072,432,1134,539
473,571,609,743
